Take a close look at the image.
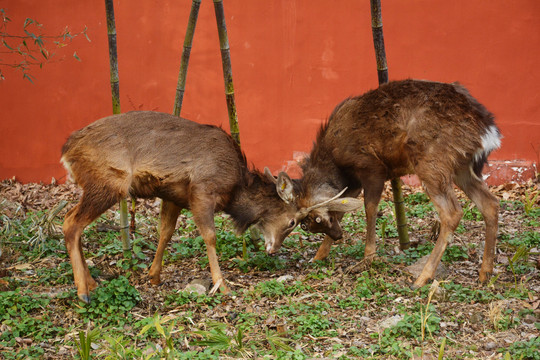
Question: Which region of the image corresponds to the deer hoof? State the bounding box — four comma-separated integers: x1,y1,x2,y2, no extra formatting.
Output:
411,276,431,290
409,282,421,290
148,275,161,286
78,293,91,304
479,270,492,284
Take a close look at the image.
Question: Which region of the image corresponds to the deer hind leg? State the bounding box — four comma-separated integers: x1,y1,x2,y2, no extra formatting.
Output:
149,200,181,285
455,170,499,283
413,180,463,288
190,192,230,294
362,178,385,258
63,189,119,303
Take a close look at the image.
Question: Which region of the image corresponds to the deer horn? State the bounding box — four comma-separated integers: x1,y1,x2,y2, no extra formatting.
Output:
298,187,348,217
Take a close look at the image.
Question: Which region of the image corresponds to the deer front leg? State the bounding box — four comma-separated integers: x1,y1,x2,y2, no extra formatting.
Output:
191,195,230,294
312,235,334,261
149,200,181,285
362,180,384,258
78,237,98,292
203,230,230,294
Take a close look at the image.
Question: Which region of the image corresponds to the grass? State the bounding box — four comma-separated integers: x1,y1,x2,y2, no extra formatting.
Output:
0,182,539,359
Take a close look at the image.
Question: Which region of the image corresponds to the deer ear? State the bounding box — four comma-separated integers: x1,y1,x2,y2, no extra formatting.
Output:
264,167,277,184
276,171,295,204
323,197,363,213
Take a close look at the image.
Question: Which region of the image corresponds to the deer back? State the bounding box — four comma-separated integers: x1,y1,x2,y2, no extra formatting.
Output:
61,111,247,205
305,80,499,190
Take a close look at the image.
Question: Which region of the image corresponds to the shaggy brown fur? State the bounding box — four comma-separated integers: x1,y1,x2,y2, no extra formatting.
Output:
280,80,501,288
61,111,297,302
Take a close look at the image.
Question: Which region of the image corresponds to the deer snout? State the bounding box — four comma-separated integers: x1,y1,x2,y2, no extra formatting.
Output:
264,233,285,255
265,238,278,255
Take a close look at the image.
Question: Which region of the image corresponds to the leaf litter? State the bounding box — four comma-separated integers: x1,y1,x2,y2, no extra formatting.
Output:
0,178,539,359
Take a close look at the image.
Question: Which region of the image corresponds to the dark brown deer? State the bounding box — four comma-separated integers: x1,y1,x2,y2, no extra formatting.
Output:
275,80,501,288
61,111,298,303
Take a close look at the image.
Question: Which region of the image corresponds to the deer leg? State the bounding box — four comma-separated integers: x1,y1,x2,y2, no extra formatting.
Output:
362,179,385,258
149,200,181,285
78,235,97,291
455,171,499,282
191,194,230,294
63,190,118,303
413,182,462,288
313,213,345,261
313,235,334,261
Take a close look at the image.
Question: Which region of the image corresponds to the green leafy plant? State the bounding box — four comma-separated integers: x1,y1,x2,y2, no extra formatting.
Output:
441,244,469,263
266,328,295,354
191,321,252,358
391,243,434,265
406,202,435,219
294,313,336,338
441,282,496,303
0,289,65,348
508,244,531,284
75,326,100,360
462,201,484,221
233,249,288,272
139,313,184,359
164,290,224,309
103,334,143,360
523,189,539,216
500,335,540,360
75,276,141,325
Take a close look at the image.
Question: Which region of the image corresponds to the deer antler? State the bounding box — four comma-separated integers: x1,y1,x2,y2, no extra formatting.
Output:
298,187,348,217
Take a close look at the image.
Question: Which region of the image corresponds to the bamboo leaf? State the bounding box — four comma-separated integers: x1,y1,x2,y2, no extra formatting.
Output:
154,321,166,338
22,73,34,83
2,39,15,50
73,51,81,61
83,26,91,42
23,18,34,29
438,337,446,359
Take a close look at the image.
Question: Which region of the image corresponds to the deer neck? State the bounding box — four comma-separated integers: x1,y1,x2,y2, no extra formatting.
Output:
301,157,349,200
225,172,272,234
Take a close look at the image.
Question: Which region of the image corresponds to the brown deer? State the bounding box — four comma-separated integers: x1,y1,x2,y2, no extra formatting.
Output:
61,111,298,303
275,79,501,288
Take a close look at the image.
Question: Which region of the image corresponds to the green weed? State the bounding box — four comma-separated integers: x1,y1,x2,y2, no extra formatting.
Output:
500,335,540,360
164,290,224,309
75,276,141,325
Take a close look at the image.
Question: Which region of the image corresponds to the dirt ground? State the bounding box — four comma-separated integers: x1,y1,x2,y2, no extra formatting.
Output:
0,178,539,359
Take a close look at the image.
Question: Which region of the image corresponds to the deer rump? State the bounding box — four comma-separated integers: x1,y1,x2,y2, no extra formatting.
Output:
283,79,502,288
61,111,298,303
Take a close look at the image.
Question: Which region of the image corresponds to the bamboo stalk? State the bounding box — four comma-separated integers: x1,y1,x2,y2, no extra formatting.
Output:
213,0,240,145
369,0,410,250
105,0,131,257
173,0,201,116
105,0,120,114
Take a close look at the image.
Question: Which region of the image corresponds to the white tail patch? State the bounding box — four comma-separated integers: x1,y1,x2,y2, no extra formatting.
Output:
474,125,502,163
60,155,74,182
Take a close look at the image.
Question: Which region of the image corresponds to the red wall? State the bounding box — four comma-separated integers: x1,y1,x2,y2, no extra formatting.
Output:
1,0,539,183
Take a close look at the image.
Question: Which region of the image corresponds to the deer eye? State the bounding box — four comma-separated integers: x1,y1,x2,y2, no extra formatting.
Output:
288,219,296,228
315,216,322,223
301,223,308,231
